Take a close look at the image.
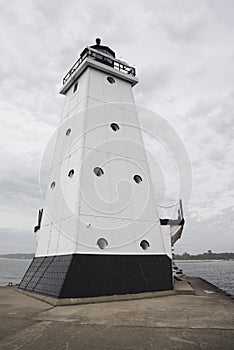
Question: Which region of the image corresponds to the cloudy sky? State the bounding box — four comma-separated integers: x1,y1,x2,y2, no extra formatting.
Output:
0,0,233,254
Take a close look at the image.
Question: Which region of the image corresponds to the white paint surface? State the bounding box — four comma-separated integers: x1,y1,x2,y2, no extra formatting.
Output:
36,55,172,258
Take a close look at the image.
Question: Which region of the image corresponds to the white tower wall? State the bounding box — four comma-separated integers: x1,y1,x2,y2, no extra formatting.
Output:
36,65,171,258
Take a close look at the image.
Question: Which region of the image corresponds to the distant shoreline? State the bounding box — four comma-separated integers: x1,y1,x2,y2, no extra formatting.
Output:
0,253,233,262
1,257,233,262
0,254,34,260
175,259,234,263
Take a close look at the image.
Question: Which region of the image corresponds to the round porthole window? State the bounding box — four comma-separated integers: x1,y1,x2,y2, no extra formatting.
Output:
97,238,108,249
133,175,142,184
140,240,150,250
50,181,56,189
66,128,71,136
110,123,120,132
93,167,104,177
68,169,75,178
107,76,115,84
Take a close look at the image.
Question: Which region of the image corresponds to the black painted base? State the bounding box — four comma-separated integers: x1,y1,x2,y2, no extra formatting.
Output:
19,254,173,298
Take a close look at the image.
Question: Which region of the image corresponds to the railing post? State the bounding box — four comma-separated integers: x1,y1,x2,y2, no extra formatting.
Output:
179,199,183,219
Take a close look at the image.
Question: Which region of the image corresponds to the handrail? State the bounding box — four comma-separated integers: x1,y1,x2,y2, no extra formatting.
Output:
62,48,136,85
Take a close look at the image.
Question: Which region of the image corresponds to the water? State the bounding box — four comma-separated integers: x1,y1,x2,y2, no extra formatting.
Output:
0,258,233,297
0,258,31,286
177,260,234,296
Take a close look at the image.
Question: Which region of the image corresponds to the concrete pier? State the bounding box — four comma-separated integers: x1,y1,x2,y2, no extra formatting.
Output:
0,277,233,350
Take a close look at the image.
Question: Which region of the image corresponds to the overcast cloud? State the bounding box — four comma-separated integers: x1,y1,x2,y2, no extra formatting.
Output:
0,0,233,254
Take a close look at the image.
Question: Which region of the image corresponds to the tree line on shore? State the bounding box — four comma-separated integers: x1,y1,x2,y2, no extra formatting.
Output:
0,253,34,259
174,251,234,260
0,251,233,260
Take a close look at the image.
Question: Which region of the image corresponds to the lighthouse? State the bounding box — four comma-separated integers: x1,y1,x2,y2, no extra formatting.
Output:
19,39,175,298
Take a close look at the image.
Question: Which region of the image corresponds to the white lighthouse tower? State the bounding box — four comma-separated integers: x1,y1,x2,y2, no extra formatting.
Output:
19,39,176,298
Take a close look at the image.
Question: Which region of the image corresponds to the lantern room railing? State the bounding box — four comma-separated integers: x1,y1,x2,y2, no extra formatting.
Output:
62,48,136,85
